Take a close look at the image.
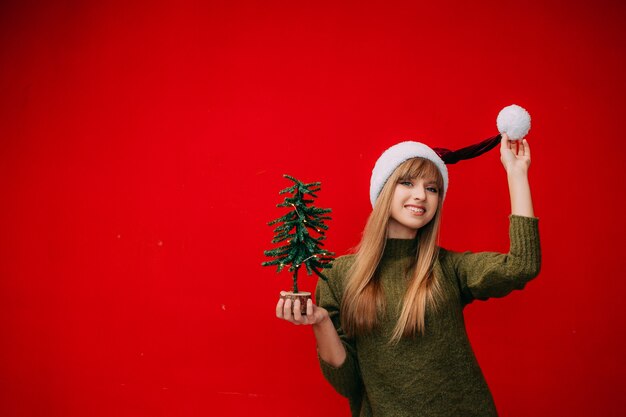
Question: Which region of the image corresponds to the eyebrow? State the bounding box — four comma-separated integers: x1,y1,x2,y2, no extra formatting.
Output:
398,177,438,185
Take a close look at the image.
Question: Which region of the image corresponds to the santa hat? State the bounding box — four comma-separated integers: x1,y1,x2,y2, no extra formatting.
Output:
369,104,531,207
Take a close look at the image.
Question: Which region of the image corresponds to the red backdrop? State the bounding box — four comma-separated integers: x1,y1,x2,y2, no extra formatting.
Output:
1,1,625,416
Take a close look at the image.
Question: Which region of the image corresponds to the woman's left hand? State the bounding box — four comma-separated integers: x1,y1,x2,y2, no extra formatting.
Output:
500,133,531,175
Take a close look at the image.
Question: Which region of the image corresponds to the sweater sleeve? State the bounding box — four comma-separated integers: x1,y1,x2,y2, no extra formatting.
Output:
451,215,542,305
314,258,364,401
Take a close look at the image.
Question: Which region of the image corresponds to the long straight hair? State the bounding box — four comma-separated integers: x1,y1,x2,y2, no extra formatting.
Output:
341,157,445,344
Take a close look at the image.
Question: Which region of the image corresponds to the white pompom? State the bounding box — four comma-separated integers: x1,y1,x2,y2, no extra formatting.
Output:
496,104,531,141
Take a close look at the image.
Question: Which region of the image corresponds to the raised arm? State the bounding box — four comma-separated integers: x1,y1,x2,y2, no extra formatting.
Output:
450,215,541,304
449,134,541,304
500,133,534,217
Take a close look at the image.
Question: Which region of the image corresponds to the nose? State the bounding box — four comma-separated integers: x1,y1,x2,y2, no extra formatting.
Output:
412,184,426,200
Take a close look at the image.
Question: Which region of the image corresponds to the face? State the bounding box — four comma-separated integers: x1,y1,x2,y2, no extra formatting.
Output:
387,177,440,239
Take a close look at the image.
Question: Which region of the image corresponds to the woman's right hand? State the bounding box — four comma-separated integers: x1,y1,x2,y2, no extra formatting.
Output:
275,297,329,326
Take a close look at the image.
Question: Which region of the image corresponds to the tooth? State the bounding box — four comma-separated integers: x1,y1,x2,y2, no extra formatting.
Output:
407,207,425,213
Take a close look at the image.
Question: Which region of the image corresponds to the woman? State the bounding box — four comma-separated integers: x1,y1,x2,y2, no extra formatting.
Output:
276,133,541,416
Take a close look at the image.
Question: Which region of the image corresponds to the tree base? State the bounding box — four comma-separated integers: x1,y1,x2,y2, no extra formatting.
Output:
280,291,312,315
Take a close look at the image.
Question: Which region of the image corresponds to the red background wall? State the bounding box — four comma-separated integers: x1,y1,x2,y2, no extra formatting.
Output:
1,1,625,416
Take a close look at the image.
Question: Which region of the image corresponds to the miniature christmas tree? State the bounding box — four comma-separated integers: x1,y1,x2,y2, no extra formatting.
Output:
262,175,335,295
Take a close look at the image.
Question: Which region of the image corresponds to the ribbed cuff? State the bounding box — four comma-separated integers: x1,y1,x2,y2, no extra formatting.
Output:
509,214,540,263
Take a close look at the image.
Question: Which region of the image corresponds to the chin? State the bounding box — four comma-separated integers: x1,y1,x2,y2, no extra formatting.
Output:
410,218,433,229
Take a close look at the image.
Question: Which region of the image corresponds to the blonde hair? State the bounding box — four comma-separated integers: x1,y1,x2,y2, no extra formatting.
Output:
341,157,445,344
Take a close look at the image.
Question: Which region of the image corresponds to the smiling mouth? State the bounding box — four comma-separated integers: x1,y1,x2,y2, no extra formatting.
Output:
405,206,425,214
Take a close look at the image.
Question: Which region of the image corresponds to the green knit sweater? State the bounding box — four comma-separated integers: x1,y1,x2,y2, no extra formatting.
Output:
315,215,541,417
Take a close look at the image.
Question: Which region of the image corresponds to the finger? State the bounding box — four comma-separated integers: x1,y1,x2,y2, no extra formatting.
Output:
522,138,530,158
283,298,293,321
293,299,302,322
506,133,514,151
505,134,515,152
500,134,508,152
276,298,285,319
306,299,313,318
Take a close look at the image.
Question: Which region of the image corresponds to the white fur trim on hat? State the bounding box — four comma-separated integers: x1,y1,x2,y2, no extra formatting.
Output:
369,141,448,207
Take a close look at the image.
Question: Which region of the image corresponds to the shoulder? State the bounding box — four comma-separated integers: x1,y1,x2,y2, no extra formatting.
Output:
437,245,494,270
318,254,355,293
436,247,474,278
437,246,463,266
326,254,356,283
315,253,356,305
332,253,356,271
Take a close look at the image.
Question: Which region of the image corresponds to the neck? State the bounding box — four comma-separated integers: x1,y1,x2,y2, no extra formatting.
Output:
387,220,417,239
383,237,418,259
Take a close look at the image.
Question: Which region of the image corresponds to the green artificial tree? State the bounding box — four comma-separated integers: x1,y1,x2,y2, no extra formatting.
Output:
262,175,335,295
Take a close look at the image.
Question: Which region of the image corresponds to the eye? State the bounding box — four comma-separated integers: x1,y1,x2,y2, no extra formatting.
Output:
426,187,439,193
399,180,413,187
